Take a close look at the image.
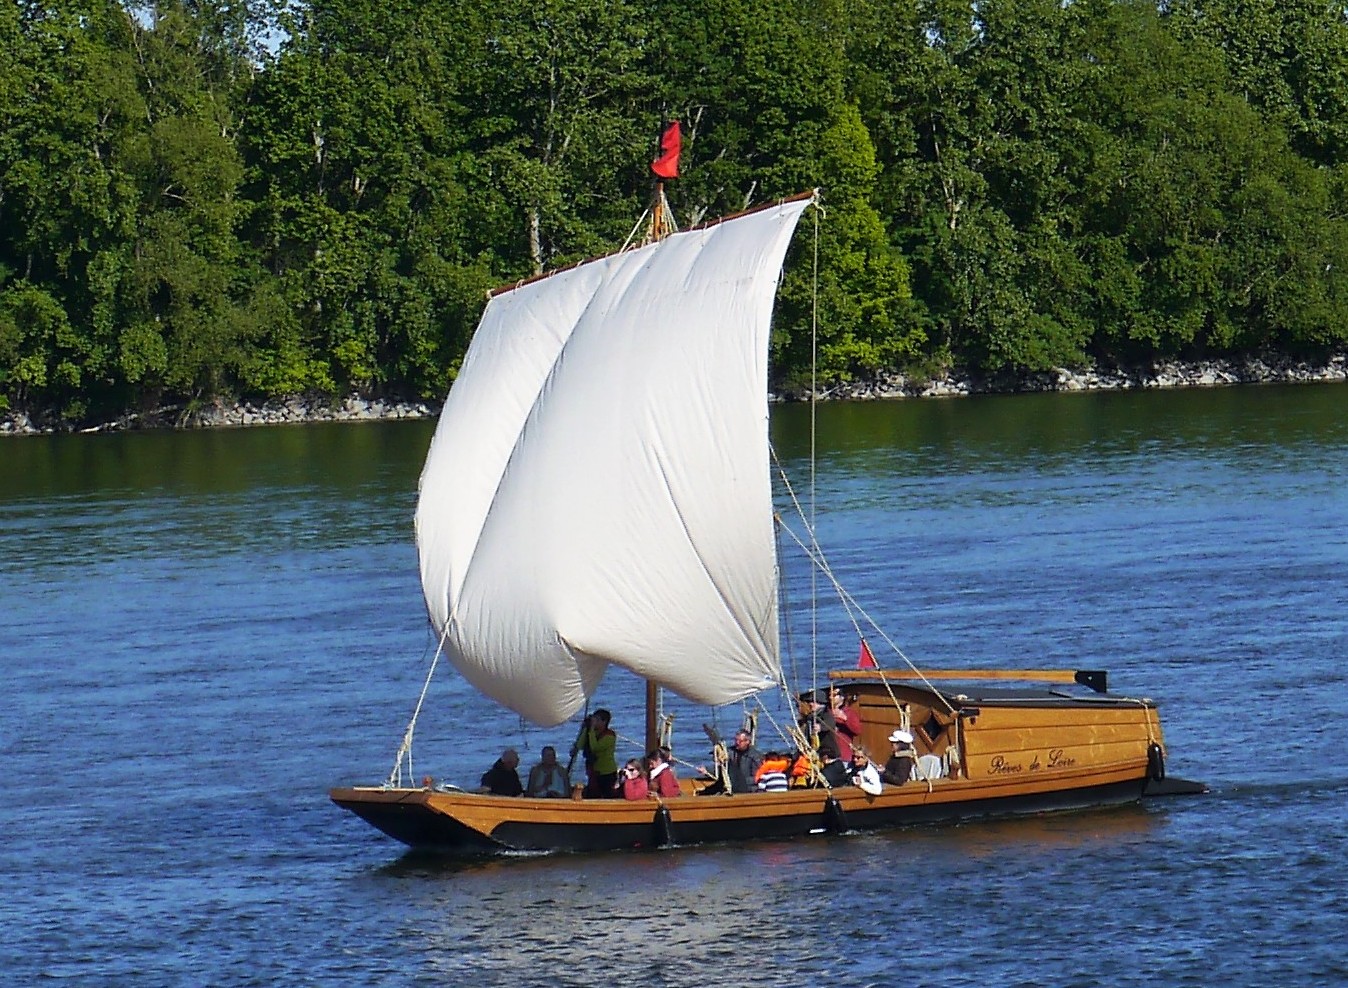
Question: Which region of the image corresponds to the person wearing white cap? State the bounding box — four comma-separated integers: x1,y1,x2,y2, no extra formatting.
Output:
882,729,916,786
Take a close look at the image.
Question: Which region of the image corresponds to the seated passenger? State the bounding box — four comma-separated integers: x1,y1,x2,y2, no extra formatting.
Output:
787,749,816,787
695,729,762,795
479,748,523,796
647,747,682,798
819,750,851,789
847,748,883,795
525,745,571,798
617,758,649,800
755,752,791,792
883,730,916,786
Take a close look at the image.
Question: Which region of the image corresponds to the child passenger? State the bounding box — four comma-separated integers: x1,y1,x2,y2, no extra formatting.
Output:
755,752,791,791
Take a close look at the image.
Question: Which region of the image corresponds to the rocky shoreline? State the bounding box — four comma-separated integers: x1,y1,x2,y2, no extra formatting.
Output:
2,352,1345,435
821,351,1348,401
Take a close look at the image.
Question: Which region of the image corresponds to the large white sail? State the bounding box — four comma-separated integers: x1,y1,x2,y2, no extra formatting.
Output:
416,195,812,725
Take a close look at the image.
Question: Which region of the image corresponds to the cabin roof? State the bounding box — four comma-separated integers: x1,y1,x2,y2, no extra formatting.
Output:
848,680,1155,708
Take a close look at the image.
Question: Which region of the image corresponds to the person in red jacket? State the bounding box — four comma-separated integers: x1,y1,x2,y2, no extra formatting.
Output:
647,747,682,798
828,686,863,762
618,758,649,800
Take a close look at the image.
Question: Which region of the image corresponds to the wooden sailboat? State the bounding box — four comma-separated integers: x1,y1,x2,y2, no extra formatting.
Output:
331,135,1202,855
332,663,1201,853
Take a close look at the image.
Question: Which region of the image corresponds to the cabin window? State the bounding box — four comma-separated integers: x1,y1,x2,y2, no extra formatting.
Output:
921,712,946,745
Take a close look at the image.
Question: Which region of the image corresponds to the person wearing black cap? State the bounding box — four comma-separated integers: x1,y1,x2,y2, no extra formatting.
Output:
798,689,840,761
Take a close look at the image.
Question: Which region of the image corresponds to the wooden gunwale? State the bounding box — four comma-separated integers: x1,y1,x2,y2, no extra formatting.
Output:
329,678,1175,853
331,753,1148,844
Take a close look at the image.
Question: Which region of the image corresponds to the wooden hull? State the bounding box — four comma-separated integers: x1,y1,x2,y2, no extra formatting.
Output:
332,675,1200,855
331,764,1161,855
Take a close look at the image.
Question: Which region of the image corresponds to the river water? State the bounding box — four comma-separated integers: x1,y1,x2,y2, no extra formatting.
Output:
2,384,1346,986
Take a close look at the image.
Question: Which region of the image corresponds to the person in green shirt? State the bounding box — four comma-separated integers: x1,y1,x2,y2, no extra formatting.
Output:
573,708,619,798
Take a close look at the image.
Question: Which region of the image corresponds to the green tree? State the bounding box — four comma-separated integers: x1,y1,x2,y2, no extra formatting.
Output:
244,0,498,398
0,1,143,419
1076,0,1348,358
1167,0,1348,165
775,105,921,386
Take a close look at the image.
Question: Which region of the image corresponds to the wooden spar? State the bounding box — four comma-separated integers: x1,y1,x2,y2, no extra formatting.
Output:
488,190,814,298
644,680,659,754
829,668,1109,691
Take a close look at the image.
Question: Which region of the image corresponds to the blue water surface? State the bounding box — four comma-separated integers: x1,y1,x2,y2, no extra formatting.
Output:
2,384,1347,986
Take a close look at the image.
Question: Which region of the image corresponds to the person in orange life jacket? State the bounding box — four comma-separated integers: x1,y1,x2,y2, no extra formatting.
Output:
787,749,816,787
573,708,619,798
618,758,649,800
828,685,863,762
647,747,682,798
755,752,791,791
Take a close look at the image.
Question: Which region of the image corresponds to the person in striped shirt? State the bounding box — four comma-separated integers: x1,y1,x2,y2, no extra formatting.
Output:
755,752,791,791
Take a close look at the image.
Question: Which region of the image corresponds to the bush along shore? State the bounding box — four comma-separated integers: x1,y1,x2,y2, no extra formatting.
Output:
2,352,1345,436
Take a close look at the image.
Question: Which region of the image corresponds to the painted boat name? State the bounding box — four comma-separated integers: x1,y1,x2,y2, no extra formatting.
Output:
988,749,1078,775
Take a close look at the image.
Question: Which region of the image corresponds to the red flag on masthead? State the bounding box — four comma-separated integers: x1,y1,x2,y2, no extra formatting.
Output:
651,121,681,179
858,639,878,669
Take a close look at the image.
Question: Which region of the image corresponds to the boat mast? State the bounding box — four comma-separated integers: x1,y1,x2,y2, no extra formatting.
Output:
643,119,681,754
646,183,678,244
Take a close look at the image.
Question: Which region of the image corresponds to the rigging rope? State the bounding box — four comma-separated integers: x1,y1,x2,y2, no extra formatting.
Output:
809,199,821,701
388,624,450,788
774,510,804,704
769,509,958,717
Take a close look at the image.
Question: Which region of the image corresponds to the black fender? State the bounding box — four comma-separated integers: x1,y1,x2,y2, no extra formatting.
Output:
1147,742,1166,782
653,805,675,847
823,796,848,834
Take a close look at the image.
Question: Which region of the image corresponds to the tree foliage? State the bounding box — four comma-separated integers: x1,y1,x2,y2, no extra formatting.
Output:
3,0,1348,424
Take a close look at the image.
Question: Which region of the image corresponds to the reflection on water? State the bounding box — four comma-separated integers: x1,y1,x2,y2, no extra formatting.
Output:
771,382,1348,479
373,804,1171,987
385,801,1162,880
1,421,433,571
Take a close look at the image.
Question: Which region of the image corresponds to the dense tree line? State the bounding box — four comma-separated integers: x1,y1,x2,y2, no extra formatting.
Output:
4,0,1348,424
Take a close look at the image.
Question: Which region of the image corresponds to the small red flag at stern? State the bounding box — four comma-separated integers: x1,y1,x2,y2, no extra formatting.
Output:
651,121,681,179
858,639,878,669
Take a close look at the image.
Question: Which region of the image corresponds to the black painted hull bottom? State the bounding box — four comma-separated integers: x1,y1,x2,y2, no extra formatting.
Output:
339,776,1193,856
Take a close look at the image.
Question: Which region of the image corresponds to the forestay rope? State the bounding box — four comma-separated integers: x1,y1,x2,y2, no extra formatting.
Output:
387,624,451,787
